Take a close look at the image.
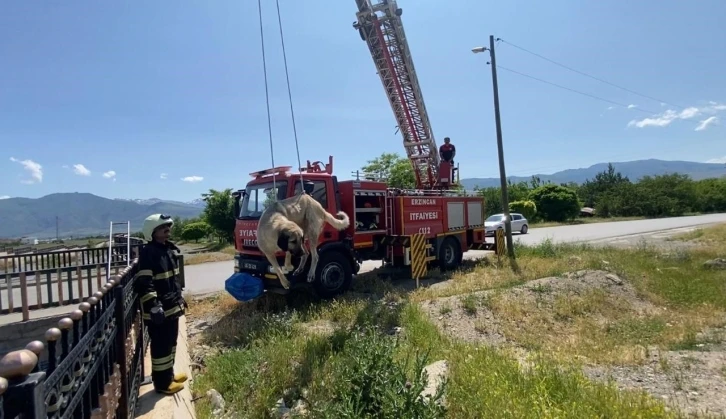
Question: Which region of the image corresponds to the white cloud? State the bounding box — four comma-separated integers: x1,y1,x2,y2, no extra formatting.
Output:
73,164,91,176
0,195,10,200
627,104,637,109
10,157,43,184
160,173,168,180
181,176,203,183
706,156,726,164
102,170,116,178
695,116,719,132
627,102,726,129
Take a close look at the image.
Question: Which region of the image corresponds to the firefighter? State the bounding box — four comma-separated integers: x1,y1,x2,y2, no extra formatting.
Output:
439,137,456,164
134,214,188,395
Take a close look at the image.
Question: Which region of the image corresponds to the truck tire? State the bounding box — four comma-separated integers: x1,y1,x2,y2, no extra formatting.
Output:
313,251,353,299
438,236,463,272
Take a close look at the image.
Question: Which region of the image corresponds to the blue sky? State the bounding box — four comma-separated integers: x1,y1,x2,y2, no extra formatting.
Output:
2,0,725,202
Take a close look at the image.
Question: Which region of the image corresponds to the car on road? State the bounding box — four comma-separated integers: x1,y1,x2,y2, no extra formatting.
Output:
484,213,529,236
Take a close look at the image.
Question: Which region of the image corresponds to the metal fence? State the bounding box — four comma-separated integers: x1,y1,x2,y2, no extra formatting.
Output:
0,260,147,418
1,245,142,318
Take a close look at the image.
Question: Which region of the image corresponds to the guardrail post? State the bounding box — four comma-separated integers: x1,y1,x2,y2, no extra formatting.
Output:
0,347,47,418
114,281,129,419
178,255,186,289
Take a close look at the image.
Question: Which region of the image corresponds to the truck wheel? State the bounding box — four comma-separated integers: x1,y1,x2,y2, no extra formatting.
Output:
313,251,353,299
438,237,463,272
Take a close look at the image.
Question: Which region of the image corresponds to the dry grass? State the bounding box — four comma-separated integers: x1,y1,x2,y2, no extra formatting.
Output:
183,244,236,265
669,223,726,247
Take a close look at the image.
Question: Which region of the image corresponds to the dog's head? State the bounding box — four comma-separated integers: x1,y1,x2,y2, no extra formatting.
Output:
277,224,305,256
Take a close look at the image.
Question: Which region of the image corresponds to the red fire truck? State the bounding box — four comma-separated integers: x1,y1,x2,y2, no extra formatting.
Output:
230,0,495,298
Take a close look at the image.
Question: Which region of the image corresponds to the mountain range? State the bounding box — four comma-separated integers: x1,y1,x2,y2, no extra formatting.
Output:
1,159,724,238
459,159,726,190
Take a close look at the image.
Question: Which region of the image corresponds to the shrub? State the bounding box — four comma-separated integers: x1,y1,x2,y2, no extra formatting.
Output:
529,184,581,222
509,200,537,220
313,327,447,418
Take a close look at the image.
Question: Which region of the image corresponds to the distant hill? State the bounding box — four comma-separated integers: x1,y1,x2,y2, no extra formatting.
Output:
460,159,726,190
0,193,204,239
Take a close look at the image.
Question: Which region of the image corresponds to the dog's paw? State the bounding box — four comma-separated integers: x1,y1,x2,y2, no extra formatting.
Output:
281,266,292,274
306,273,316,283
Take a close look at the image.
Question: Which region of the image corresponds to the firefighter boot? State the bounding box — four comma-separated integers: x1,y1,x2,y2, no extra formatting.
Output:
156,381,184,395
173,372,188,383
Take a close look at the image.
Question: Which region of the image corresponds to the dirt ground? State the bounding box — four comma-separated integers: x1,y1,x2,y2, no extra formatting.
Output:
419,268,726,417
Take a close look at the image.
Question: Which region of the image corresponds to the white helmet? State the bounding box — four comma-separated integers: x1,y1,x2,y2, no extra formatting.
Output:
142,214,174,241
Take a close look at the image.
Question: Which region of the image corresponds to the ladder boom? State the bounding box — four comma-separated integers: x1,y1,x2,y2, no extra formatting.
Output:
354,0,440,189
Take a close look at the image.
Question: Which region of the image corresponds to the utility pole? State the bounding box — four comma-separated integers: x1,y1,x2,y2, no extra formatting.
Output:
472,36,515,258
56,216,60,242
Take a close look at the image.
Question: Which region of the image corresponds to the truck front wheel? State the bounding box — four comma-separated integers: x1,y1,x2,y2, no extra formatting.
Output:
438,236,463,272
313,251,353,299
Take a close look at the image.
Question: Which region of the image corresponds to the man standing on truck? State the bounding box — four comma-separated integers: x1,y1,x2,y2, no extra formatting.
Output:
134,214,188,395
439,137,456,164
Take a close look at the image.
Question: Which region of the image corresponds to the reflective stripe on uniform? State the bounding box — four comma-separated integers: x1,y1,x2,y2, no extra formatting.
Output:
154,268,180,281
142,304,182,320
140,292,157,304
135,269,153,279
151,354,175,372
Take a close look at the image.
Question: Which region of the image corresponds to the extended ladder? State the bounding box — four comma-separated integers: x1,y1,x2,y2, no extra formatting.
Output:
354,0,440,190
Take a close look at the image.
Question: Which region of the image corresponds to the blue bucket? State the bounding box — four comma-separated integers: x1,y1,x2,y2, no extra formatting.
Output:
225,272,265,302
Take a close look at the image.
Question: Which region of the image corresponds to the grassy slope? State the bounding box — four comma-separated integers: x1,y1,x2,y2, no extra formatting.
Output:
187,224,726,418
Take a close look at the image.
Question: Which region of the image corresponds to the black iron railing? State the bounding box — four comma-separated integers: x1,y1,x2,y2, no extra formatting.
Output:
0,260,148,419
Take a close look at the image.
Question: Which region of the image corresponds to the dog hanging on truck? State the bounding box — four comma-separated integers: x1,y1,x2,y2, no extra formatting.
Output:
256,192,350,289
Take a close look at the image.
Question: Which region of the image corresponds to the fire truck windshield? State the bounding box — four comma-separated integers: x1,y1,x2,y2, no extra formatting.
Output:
238,181,288,220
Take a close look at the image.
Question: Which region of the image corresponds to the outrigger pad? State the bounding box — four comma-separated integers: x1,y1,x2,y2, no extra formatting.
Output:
225,272,264,302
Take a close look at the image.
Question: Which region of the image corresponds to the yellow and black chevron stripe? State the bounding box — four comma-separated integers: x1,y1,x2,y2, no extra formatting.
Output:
495,228,505,256
410,233,428,280
380,235,411,246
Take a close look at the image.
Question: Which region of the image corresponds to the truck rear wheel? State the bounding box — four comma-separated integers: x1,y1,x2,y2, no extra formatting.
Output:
438,236,463,272
313,251,353,299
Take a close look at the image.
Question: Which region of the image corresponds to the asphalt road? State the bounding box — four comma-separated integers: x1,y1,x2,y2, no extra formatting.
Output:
182,213,726,296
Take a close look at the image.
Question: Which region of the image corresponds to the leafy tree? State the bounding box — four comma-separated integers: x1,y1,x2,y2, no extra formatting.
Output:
528,184,581,222
694,178,726,213
202,188,236,242
579,163,631,208
181,222,210,243
361,152,416,189
509,200,537,220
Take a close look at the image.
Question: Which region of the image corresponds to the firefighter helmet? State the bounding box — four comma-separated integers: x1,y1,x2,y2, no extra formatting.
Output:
142,214,174,241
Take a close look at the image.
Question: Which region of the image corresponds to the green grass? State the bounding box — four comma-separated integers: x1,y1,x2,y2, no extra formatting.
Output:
189,223,726,418
191,301,673,418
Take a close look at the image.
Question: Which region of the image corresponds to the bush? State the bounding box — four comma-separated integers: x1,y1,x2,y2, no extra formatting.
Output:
528,184,581,222
181,222,211,242
509,200,537,220
315,327,447,418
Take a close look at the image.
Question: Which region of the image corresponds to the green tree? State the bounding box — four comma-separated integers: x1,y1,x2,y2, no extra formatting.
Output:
181,222,210,243
579,163,631,208
202,188,236,242
509,200,537,220
528,184,581,222
694,178,726,213
361,152,416,189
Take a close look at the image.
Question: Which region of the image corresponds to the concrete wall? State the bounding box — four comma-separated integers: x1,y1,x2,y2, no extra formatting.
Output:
0,314,64,364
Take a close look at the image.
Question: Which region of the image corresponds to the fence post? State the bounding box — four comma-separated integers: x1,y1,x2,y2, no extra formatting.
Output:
0,376,7,419
113,281,129,419
0,348,47,418
178,255,186,289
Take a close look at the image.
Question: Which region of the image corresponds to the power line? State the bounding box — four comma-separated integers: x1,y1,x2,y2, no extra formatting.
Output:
494,63,658,114
497,38,683,109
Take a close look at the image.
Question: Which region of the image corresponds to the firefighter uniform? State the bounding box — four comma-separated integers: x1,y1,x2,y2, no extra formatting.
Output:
134,214,188,395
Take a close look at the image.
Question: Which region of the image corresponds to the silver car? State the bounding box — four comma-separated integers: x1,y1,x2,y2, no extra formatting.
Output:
484,213,529,236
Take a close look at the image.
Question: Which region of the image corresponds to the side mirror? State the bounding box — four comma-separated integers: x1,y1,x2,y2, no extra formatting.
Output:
232,190,244,218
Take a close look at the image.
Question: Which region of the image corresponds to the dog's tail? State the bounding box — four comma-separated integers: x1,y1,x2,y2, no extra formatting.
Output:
324,210,350,231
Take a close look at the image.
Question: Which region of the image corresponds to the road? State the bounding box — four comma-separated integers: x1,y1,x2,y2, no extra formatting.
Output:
181,213,726,296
